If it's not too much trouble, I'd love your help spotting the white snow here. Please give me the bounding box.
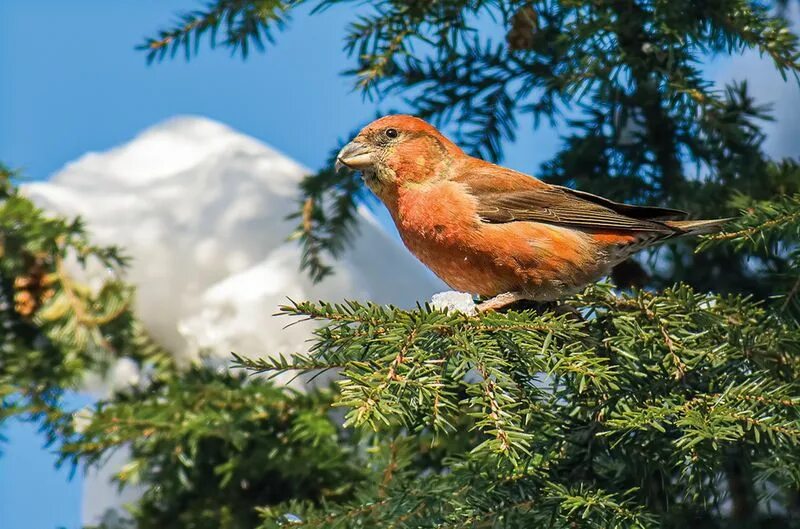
[430,291,477,315]
[23,115,445,525]
[71,407,94,435]
[107,357,142,393]
[24,116,444,369]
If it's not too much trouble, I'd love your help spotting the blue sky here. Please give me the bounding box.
[0,0,563,183]
[0,2,797,528]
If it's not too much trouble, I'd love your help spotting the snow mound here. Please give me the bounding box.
[24,115,444,368]
[430,291,477,315]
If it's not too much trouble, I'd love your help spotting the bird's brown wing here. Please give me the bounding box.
[470,184,688,233]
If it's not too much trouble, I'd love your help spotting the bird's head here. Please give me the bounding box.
[336,115,463,197]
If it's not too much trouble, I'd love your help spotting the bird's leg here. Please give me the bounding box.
[476,292,531,312]
[476,293,584,320]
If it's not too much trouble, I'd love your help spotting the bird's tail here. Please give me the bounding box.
[664,218,732,236]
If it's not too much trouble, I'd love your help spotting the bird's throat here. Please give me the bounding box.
[361,165,397,199]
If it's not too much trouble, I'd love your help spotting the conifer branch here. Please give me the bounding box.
[139,0,301,62]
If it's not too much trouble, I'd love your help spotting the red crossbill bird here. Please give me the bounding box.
[336,115,728,311]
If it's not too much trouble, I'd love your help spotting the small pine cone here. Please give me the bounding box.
[13,255,54,317]
[14,275,34,289]
[41,288,56,303]
[14,290,36,317]
[506,5,538,51]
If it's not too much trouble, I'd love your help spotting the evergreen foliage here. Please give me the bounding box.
[62,370,367,529]
[0,165,172,448]
[236,281,800,528]
[2,1,800,528]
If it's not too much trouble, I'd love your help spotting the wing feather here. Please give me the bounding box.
[450,158,687,233]
[557,186,687,221]
[472,186,684,233]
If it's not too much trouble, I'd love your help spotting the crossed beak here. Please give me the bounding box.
[335,141,374,172]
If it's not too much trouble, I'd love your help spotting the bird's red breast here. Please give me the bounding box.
[384,179,604,299]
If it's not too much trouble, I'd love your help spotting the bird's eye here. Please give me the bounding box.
[385,128,398,139]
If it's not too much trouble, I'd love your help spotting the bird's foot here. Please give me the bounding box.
[476,293,583,320]
[476,292,530,312]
